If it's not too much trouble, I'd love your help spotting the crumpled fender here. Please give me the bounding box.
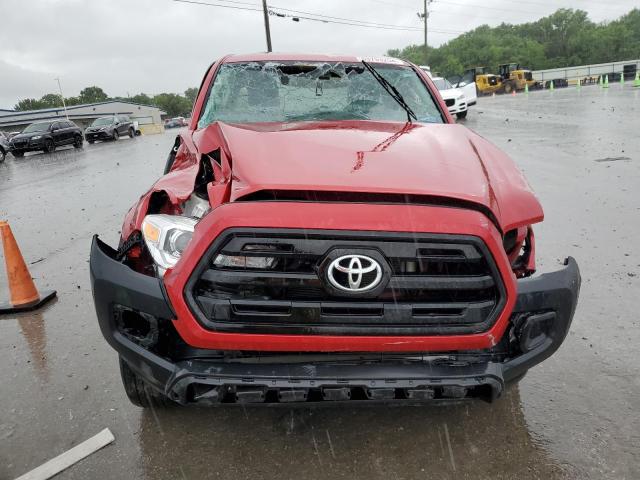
[120,165,199,243]
[120,125,234,243]
[466,132,544,232]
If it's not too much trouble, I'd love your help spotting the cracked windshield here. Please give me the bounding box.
[198,62,443,126]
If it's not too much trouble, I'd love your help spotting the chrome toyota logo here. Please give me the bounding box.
[326,254,383,293]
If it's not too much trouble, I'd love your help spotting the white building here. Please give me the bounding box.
[0,100,166,134]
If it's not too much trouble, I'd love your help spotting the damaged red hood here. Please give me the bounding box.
[196,121,543,232]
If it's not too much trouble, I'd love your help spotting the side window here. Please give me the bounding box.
[120,115,130,122]
[51,122,61,131]
[63,121,73,128]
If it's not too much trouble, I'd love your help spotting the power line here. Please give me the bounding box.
[270,8,463,34]
[270,10,422,31]
[173,0,261,12]
[174,0,464,33]
[268,5,422,31]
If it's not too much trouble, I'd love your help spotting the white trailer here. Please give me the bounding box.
[532,59,640,85]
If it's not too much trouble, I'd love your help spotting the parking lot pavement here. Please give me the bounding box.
[1,85,639,480]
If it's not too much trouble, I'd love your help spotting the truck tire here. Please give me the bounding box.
[119,357,174,408]
[73,135,83,148]
[13,150,24,157]
[128,127,135,138]
[456,111,468,119]
[112,130,119,141]
[0,148,5,162]
[503,81,514,94]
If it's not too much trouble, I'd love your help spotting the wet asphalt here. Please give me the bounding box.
[1,84,639,479]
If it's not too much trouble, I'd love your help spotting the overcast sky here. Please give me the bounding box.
[0,0,636,109]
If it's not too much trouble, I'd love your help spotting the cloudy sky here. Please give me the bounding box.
[0,0,636,109]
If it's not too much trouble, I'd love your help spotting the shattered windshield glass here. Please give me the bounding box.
[198,62,444,127]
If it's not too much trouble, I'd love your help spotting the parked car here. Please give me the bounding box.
[0,132,10,162]
[91,53,580,408]
[421,66,477,107]
[432,76,469,119]
[164,117,187,128]
[85,115,135,143]
[10,120,83,156]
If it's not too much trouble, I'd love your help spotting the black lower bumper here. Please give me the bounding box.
[90,236,580,405]
[85,132,112,140]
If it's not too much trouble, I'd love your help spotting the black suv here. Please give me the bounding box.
[10,120,84,157]
[85,115,135,143]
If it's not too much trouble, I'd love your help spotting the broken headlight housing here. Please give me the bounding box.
[141,214,197,275]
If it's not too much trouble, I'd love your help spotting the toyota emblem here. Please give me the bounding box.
[326,254,383,293]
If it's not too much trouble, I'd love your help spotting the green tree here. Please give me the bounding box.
[78,86,108,104]
[184,87,198,105]
[152,93,192,117]
[387,8,640,79]
[14,98,45,111]
[130,93,153,105]
[39,93,63,108]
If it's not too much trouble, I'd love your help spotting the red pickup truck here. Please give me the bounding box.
[90,53,580,407]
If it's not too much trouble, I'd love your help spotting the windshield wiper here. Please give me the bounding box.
[361,60,417,123]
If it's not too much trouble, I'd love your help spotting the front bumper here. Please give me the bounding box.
[85,130,113,140]
[10,138,43,151]
[90,236,580,404]
[448,100,467,114]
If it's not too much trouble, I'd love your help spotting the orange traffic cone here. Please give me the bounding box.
[0,221,56,314]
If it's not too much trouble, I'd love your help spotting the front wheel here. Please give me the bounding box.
[12,150,24,158]
[87,139,95,144]
[112,130,119,141]
[128,128,135,138]
[43,139,55,153]
[73,135,83,148]
[119,357,174,408]
[456,110,468,119]
[0,148,5,162]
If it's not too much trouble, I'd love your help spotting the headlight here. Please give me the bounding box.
[141,214,197,274]
[32,135,42,140]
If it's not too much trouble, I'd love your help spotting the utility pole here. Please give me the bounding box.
[262,0,272,52]
[418,0,432,54]
[424,0,428,50]
[54,77,69,120]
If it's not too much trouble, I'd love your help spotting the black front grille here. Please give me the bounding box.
[445,99,455,107]
[186,229,506,336]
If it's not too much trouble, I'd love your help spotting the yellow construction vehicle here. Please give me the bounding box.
[475,73,503,95]
[459,67,503,96]
[498,63,540,93]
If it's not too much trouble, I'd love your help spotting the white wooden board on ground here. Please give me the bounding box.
[14,428,115,480]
